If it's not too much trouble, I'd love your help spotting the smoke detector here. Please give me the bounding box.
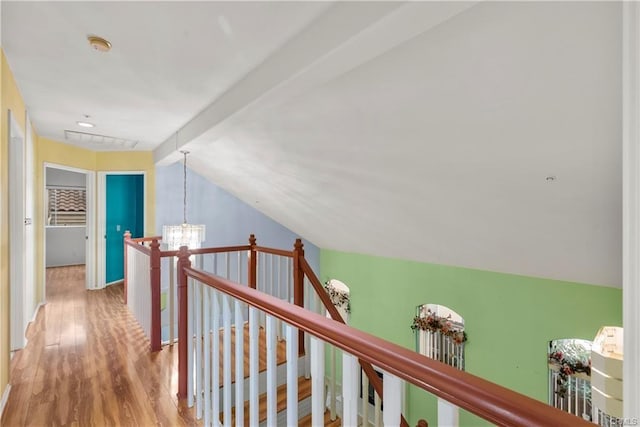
[87,35,112,52]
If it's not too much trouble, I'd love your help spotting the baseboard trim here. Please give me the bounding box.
[0,384,12,419]
[30,302,44,324]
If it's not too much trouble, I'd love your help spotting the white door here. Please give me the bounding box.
[8,110,26,351]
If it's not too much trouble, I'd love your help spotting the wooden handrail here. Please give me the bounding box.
[124,238,152,256]
[254,246,294,258]
[160,244,251,258]
[131,235,162,243]
[300,257,409,427]
[181,265,592,427]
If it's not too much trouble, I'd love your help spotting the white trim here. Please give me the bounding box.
[29,302,44,325]
[623,1,640,420]
[97,171,146,289]
[24,112,36,338]
[43,163,95,292]
[8,110,26,351]
[0,385,12,419]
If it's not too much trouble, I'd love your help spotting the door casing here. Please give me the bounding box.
[97,171,146,288]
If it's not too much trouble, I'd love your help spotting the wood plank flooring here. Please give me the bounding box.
[1,266,339,426]
[2,266,198,427]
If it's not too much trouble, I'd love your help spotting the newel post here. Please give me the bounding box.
[123,231,131,304]
[177,246,191,399]
[293,238,305,355]
[150,238,162,352]
[248,234,257,289]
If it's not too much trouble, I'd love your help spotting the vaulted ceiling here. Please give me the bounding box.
[2,1,622,287]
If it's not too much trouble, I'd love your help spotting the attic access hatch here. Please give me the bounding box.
[64,129,138,149]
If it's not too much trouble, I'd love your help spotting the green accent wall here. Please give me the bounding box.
[320,249,622,426]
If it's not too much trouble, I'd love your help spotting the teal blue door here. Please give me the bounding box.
[106,174,144,284]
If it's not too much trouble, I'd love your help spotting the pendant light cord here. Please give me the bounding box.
[181,150,189,224]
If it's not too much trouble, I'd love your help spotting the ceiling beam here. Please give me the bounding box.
[153,1,403,165]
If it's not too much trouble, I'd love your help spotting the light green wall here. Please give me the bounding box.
[320,249,622,426]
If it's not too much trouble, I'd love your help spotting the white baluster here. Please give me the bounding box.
[203,286,211,426]
[187,276,194,407]
[249,307,259,427]
[266,315,277,425]
[383,370,402,427]
[276,257,282,341]
[342,352,359,427]
[195,281,203,418]
[286,258,291,304]
[304,280,311,379]
[437,399,459,427]
[330,346,337,420]
[234,300,244,427]
[212,290,221,426]
[285,323,298,426]
[169,258,175,344]
[222,294,232,426]
[237,252,241,284]
[310,337,325,427]
[225,253,230,280]
[362,371,369,426]
[374,392,382,427]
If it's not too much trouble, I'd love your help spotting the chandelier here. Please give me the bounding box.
[161,151,206,250]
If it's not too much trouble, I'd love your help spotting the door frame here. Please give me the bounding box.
[24,113,36,328]
[8,110,26,351]
[43,163,96,293]
[97,171,146,288]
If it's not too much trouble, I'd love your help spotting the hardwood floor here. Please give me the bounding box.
[1,266,198,426]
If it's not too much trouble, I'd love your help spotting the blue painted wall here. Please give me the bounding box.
[155,163,320,273]
[106,174,144,283]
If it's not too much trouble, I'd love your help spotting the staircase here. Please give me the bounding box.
[206,323,341,426]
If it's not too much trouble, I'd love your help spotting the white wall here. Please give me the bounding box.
[45,167,86,267]
[46,227,85,267]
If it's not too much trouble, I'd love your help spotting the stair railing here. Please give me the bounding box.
[176,246,593,427]
[125,234,315,352]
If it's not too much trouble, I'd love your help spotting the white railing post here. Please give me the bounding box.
[342,352,359,427]
[187,276,194,407]
[169,258,175,344]
[330,346,337,420]
[438,399,460,427]
[286,323,298,426]
[310,337,325,427]
[362,372,369,426]
[374,393,382,427]
[195,281,203,419]
[383,370,403,427]
[222,294,232,426]
[212,290,221,426]
[234,300,244,427]
[266,315,278,425]
[249,307,259,426]
[203,286,211,426]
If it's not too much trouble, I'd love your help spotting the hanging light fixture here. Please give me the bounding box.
[162,151,206,250]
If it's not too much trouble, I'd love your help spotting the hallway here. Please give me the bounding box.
[1,266,197,426]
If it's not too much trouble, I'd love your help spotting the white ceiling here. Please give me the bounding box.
[2,1,329,149]
[2,1,623,286]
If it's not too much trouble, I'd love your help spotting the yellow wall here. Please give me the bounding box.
[95,151,156,235]
[1,49,28,400]
[2,49,156,401]
[35,140,156,303]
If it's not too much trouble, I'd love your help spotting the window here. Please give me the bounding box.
[548,338,592,420]
[47,188,86,226]
[414,304,466,370]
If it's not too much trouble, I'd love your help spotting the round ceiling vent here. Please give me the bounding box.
[87,35,112,52]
